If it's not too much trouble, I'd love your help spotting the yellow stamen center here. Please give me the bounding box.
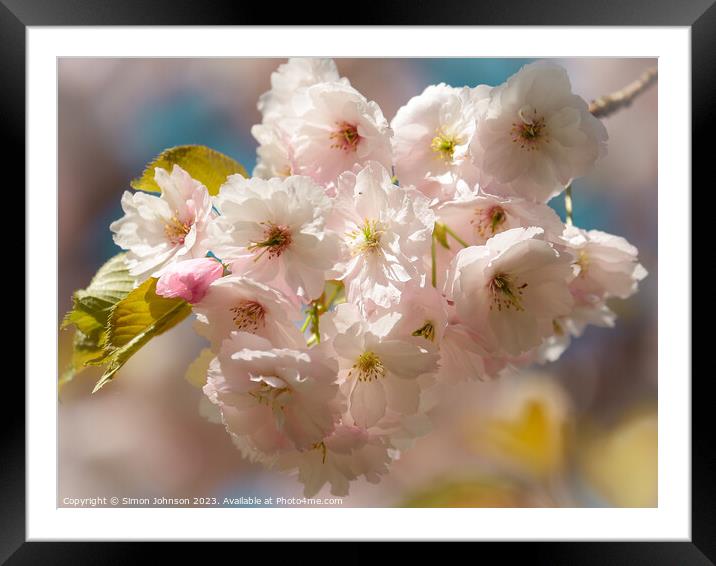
[576,250,589,276]
[412,321,436,342]
[164,215,191,245]
[350,351,386,382]
[431,129,462,161]
[347,219,384,255]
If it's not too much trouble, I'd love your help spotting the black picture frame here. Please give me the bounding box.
[7,0,704,561]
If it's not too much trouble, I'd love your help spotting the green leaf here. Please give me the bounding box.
[60,254,136,388]
[130,145,247,196]
[433,222,450,250]
[62,253,135,336]
[89,278,192,393]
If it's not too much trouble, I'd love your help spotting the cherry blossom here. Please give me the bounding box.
[290,82,393,186]
[257,58,345,125]
[472,62,608,203]
[79,59,652,497]
[193,275,304,350]
[155,257,224,303]
[331,303,439,429]
[110,165,213,281]
[204,332,344,455]
[276,425,392,497]
[330,162,435,310]
[562,225,648,301]
[208,174,341,301]
[391,83,489,199]
[445,227,574,356]
[436,188,565,247]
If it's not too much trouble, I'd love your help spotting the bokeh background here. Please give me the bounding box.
[58,58,657,508]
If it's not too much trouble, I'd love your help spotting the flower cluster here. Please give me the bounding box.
[110,59,646,496]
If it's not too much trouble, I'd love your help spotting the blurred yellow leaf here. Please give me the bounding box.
[402,479,528,508]
[579,409,657,507]
[478,398,567,479]
[185,348,215,389]
[131,145,247,196]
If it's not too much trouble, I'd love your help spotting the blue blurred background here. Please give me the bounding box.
[58,58,657,508]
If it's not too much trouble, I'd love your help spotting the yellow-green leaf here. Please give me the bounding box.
[62,253,135,336]
[130,145,247,196]
[60,253,136,388]
[90,278,192,393]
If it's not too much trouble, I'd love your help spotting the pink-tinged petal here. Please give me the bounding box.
[349,380,386,429]
[156,257,224,303]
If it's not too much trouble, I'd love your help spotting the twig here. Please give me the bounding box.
[565,67,658,224]
[589,67,657,119]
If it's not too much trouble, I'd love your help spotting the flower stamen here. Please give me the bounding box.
[248,222,292,261]
[471,206,508,238]
[349,351,386,382]
[164,215,191,245]
[347,219,384,255]
[312,441,327,464]
[230,300,266,333]
[412,321,436,342]
[575,250,589,276]
[511,106,548,150]
[431,128,462,161]
[488,273,528,312]
[330,121,361,152]
[249,381,290,410]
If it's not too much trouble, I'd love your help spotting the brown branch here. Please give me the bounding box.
[589,67,657,118]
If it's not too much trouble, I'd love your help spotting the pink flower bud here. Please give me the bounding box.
[156,258,224,303]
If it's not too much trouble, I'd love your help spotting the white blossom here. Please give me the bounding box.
[290,82,393,185]
[391,83,489,199]
[437,188,565,247]
[562,225,648,301]
[276,425,392,497]
[331,304,439,429]
[472,62,608,203]
[330,162,435,310]
[193,275,304,350]
[208,174,340,301]
[91,59,654,498]
[204,332,344,456]
[445,227,574,356]
[110,165,213,281]
[257,58,345,125]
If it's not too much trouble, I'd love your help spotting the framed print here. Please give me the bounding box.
[7,0,706,560]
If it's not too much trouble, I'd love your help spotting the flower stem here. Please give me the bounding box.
[309,302,321,344]
[323,283,342,312]
[300,313,312,333]
[431,235,437,288]
[564,184,574,226]
[444,225,469,248]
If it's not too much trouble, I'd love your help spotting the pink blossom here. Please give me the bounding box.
[155,257,224,303]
